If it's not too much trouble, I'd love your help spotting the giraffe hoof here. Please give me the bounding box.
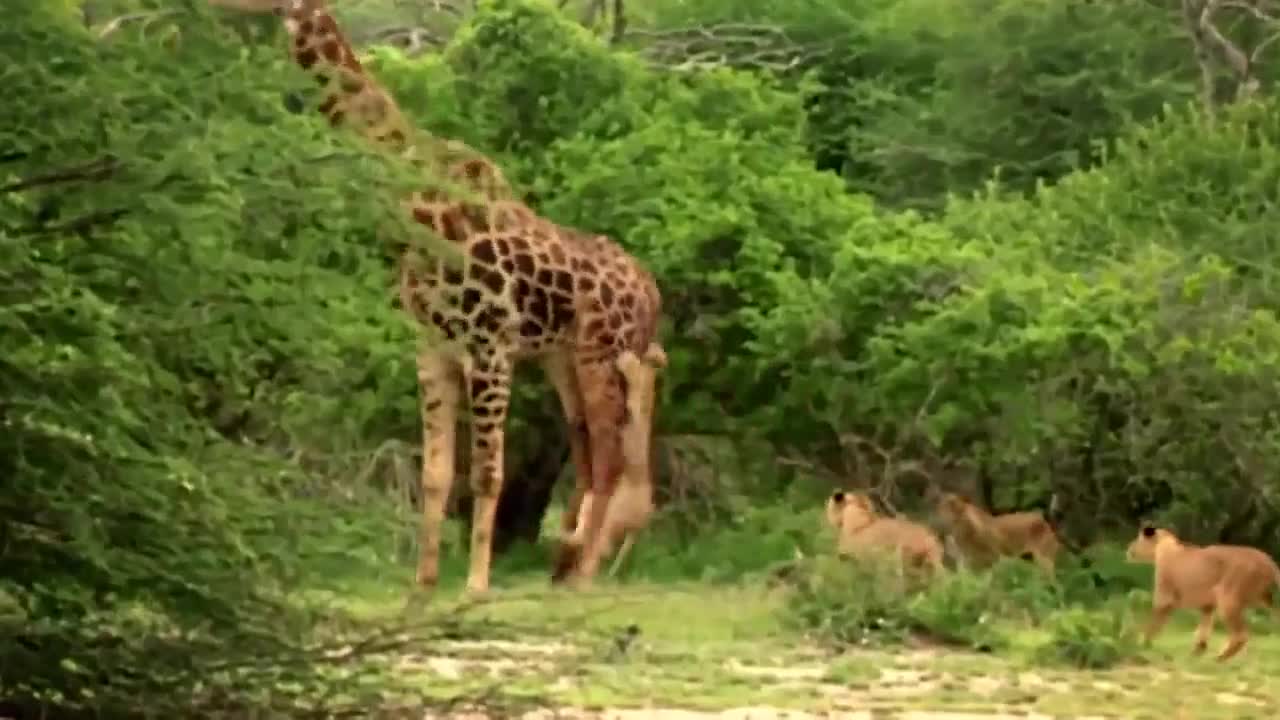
[551,539,582,584]
[1191,642,1207,656]
[567,573,593,592]
[415,568,440,590]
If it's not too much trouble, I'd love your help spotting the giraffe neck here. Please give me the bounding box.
[270,0,513,203]
[273,0,410,147]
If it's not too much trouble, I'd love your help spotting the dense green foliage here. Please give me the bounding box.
[6,0,1280,714]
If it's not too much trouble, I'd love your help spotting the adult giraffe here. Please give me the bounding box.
[207,0,663,594]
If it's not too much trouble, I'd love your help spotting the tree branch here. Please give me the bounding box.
[610,0,626,45]
[1181,0,1277,110]
[366,25,446,55]
[96,10,183,38]
[628,23,832,72]
[0,157,119,194]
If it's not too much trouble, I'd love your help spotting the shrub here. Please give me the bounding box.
[1033,605,1140,670]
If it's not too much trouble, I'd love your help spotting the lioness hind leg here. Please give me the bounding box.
[608,532,637,577]
[1216,602,1248,662]
[1028,523,1058,574]
[1192,606,1214,655]
[596,344,662,581]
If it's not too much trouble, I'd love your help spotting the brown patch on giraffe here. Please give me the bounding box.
[472,266,505,295]
[321,40,343,63]
[297,47,319,69]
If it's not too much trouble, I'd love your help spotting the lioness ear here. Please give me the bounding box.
[831,491,846,504]
[1141,525,1156,538]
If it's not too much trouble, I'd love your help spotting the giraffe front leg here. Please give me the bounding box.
[416,352,462,591]
[463,352,513,595]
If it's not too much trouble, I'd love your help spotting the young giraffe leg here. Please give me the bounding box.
[541,353,594,584]
[415,352,462,590]
[462,351,514,595]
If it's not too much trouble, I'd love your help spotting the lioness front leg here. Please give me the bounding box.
[1142,602,1174,646]
[1192,606,1214,655]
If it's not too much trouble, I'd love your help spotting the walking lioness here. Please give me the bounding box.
[934,491,1061,573]
[825,491,945,577]
[1126,524,1280,661]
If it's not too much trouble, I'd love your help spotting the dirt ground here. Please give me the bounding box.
[330,582,1279,720]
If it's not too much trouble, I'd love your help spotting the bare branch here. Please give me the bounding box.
[1182,0,1276,109]
[610,0,627,46]
[628,23,833,73]
[1220,0,1280,22]
[1201,0,1254,89]
[366,25,447,55]
[579,0,605,26]
[205,0,280,12]
[1252,30,1280,64]
[1183,0,1225,112]
[96,10,184,38]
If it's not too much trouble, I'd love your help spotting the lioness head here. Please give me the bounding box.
[825,490,877,532]
[934,491,969,524]
[1125,524,1169,563]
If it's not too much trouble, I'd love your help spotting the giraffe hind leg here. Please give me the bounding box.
[570,344,663,585]
[565,354,628,587]
[415,352,462,591]
[462,351,513,595]
[542,353,593,584]
[601,345,662,578]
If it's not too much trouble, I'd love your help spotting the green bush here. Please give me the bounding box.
[1,3,424,713]
[643,0,1199,207]
[1033,604,1140,670]
[785,556,1009,651]
[945,101,1280,275]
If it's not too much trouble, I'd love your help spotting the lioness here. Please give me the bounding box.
[599,343,667,576]
[1126,524,1280,661]
[554,343,667,582]
[934,491,1061,573]
[825,490,945,577]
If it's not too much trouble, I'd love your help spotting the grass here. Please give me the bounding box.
[293,514,1280,719]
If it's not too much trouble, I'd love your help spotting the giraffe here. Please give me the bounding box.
[207,0,664,593]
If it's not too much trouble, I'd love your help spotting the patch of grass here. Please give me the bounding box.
[281,507,1280,718]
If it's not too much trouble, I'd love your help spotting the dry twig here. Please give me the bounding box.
[1182,0,1280,111]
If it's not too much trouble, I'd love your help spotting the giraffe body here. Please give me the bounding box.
[213,0,664,593]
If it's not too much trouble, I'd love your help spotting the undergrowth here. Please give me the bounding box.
[781,542,1156,670]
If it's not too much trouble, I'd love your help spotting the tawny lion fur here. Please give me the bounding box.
[1126,525,1280,661]
[934,491,1061,573]
[555,343,666,580]
[825,491,945,576]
